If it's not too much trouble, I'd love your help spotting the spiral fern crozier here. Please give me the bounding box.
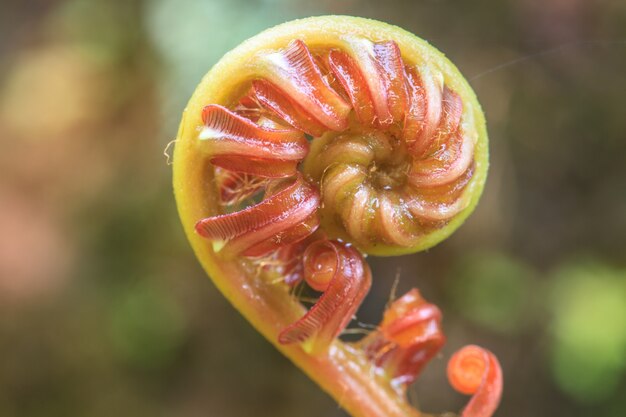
[173,16,501,417]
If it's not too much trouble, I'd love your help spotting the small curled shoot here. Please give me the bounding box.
[279,240,372,355]
[447,345,503,417]
[360,289,445,388]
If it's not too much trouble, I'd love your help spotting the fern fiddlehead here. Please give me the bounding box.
[173,16,501,417]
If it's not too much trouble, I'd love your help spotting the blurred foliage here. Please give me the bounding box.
[1,0,625,416]
[109,281,187,369]
[448,251,536,334]
[549,261,626,403]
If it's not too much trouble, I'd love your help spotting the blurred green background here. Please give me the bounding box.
[1,0,625,416]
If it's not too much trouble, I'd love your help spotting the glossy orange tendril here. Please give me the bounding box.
[448,345,503,417]
[179,17,499,417]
